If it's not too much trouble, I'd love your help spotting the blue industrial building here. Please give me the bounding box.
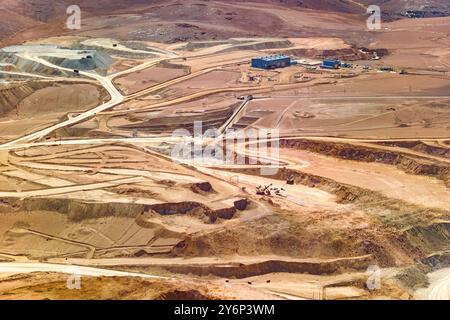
[251,55,291,69]
[321,59,341,69]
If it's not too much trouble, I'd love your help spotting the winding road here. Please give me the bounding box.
[0,54,126,148]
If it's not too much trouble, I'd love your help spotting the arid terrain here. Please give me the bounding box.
[0,0,449,300]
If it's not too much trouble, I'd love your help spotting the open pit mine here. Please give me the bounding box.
[0,0,449,302]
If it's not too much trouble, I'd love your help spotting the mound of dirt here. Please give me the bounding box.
[46,51,114,71]
[0,81,50,116]
[16,82,108,116]
[160,256,373,279]
[378,141,450,159]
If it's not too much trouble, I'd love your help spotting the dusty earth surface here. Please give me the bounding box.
[0,1,449,300]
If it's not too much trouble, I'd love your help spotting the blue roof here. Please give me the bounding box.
[253,55,290,62]
[323,59,341,64]
[321,64,337,69]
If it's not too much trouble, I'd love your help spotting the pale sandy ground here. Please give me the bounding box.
[198,166,338,210]
[232,272,369,300]
[281,148,450,210]
[370,17,450,70]
[415,268,450,300]
[217,1,363,31]
[115,66,187,94]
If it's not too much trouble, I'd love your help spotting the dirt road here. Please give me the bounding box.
[0,55,125,147]
[0,262,165,279]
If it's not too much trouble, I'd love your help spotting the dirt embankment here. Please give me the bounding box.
[0,81,109,117]
[155,256,373,279]
[0,196,249,223]
[377,141,450,159]
[0,52,70,76]
[0,197,144,221]
[115,105,237,134]
[158,60,191,74]
[149,198,249,223]
[280,139,450,186]
[425,251,450,270]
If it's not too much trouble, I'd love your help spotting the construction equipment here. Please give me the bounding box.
[286,175,295,185]
[256,184,273,196]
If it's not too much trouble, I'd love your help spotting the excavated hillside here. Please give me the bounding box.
[0,80,109,117]
[280,139,450,186]
[0,52,70,76]
[0,81,50,115]
[377,141,450,159]
[45,51,114,72]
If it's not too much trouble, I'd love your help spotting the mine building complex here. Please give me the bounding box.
[251,55,292,69]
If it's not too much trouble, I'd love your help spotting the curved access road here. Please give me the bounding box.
[0,54,125,148]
